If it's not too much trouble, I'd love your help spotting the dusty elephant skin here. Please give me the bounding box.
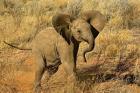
[32,19,98,92]
[32,18,99,93]
[52,10,106,64]
[31,28,76,93]
[4,10,106,93]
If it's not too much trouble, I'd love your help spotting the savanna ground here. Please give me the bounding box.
[0,0,140,93]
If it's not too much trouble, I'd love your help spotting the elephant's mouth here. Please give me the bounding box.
[81,37,88,43]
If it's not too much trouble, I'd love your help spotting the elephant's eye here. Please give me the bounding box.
[77,30,81,33]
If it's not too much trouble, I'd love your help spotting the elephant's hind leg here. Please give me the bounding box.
[47,59,61,75]
[33,53,46,93]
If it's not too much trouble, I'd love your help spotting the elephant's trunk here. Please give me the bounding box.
[82,36,95,62]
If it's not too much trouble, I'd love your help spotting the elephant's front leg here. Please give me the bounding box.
[57,39,77,93]
[57,40,76,76]
[33,53,45,93]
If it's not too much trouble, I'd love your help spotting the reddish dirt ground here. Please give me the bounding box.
[15,56,35,92]
[1,50,140,93]
[0,50,36,92]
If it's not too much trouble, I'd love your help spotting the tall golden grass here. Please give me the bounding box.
[0,0,140,93]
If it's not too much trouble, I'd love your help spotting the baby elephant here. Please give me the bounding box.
[32,27,76,93]
[33,17,99,93]
[4,10,106,93]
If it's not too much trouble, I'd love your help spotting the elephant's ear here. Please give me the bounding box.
[52,13,72,44]
[80,10,107,38]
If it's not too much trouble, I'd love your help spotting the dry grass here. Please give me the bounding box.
[0,0,140,93]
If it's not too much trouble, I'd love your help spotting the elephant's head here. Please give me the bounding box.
[52,10,106,62]
[79,10,107,61]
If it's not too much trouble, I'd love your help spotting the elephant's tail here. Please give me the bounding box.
[3,41,32,50]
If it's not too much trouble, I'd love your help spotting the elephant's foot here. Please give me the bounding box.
[67,74,76,86]
[66,75,76,93]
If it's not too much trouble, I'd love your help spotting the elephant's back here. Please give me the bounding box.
[36,27,58,38]
[33,27,58,42]
[32,27,59,52]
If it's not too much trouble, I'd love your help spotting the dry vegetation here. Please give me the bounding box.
[0,0,140,93]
